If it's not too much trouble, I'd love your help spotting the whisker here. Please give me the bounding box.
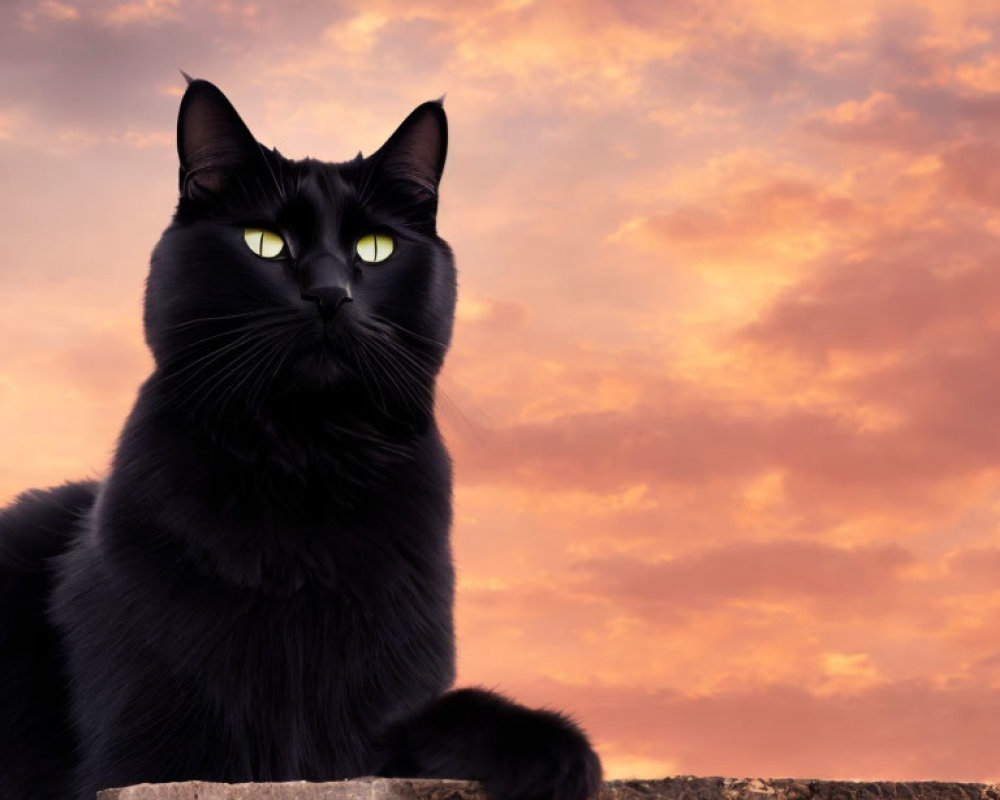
[190,337,275,417]
[361,319,475,433]
[256,143,288,204]
[358,335,431,419]
[198,327,295,421]
[367,314,449,349]
[159,330,264,405]
[247,326,305,415]
[159,322,283,391]
[351,334,390,416]
[165,307,298,332]
[163,316,301,368]
[205,333,286,422]
[369,331,437,378]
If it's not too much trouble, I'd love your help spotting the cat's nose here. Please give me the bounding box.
[303,286,353,317]
[298,253,353,317]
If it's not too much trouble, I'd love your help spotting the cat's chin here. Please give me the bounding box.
[279,341,358,395]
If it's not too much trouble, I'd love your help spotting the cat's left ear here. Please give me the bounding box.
[176,78,264,199]
[369,100,448,197]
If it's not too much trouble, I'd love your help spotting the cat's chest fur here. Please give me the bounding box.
[50,383,455,783]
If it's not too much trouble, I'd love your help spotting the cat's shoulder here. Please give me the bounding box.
[0,479,100,569]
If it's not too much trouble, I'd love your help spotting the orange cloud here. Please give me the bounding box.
[570,541,916,619]
[101,0,180,26]
[940,141,1000,207]
[802,92,933,150]
[7,0,1000,784]
[617,176,861,261]
[509,677,1000,781]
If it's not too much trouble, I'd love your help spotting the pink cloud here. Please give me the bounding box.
[101,0,180,26]
[504,677,1000,781]
[570,541,916,619]
[7,0,1000,785]
[737,225,1000,362]
[624,177,861,259]
[802,91,935,150]
[940,140,1000,207]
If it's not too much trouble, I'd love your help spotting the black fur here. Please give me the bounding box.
[0,79,602,800]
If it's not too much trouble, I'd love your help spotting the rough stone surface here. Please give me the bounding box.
[96,777,1000,800]
[97,778,487,800]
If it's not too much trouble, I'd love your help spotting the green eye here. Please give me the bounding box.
[244,228,286,258]
[356,233,394,263]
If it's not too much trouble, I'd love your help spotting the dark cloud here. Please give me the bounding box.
[0,0,352,133]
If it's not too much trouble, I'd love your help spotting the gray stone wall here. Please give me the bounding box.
[97,776,1000,800]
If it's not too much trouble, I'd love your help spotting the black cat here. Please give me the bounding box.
[0,78,602,800]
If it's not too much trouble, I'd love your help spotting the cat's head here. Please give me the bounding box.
[145,77,455,431]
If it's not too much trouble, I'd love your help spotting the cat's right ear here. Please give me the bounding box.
[368,100,448,199]
[176,78,262,200]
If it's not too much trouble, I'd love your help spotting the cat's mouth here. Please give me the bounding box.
[277,316,360,386]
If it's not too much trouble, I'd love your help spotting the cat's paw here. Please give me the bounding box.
[477,700,603,800]
[378,687,603,800]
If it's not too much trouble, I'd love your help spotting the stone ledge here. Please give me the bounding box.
[96,776,1000,800]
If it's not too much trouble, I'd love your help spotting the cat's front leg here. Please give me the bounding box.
[376,687,603,800]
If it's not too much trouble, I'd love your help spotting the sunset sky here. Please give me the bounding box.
[6,0,1000,783]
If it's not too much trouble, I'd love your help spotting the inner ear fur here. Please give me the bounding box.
[176,78,264,199]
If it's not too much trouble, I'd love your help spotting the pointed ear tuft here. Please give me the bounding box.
[370,100,448,196]
[176,79,262,199]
